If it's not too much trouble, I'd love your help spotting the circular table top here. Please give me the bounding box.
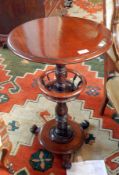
[7,16,112,65]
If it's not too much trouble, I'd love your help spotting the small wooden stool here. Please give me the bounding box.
[0,117,14,174]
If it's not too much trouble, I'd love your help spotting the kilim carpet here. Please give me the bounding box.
[0,1,119,175]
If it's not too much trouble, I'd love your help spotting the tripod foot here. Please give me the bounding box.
[62,154,72,169]
[30,125,40,134]
[80,120,90,130]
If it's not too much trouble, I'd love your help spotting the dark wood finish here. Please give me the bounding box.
[7,16,112,168]
[0,0,67,46]
[38,68,86,102]
[0,0,44,35]
[38,63,87,147]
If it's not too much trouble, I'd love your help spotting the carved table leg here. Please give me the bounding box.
[50,102,73,143]
[50,65,73,143]
[100,95,109,115]
[38,64,86,169]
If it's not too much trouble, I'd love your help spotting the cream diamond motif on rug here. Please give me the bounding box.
[0,95,119,174]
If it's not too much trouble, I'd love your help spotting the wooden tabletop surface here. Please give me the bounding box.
[7,16,112,65]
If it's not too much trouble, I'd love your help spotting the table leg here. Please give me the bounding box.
[50,102,73,143]
[39,64,85,169]
[50,65,73,143]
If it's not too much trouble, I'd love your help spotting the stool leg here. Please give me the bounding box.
[100,95,109,115]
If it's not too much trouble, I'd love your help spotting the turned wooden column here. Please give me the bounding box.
[50,65,73,143]
[55,65,67,91]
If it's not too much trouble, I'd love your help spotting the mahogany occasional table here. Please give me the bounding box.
[7,16,112,168]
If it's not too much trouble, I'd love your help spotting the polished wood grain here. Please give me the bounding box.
[0,0,66,35]
[37,68,86,102]
[8,16,112,65]
[0,0,45,35]
[0,0,67,46]
[7,16,112,169]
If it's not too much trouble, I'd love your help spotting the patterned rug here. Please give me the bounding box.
[0,1,119,175]
[68,0,103,22]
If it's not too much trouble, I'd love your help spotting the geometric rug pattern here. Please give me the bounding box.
[0,62,119,175]
[0,0,119,175]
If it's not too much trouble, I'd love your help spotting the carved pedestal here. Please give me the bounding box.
[38,64,86,168]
